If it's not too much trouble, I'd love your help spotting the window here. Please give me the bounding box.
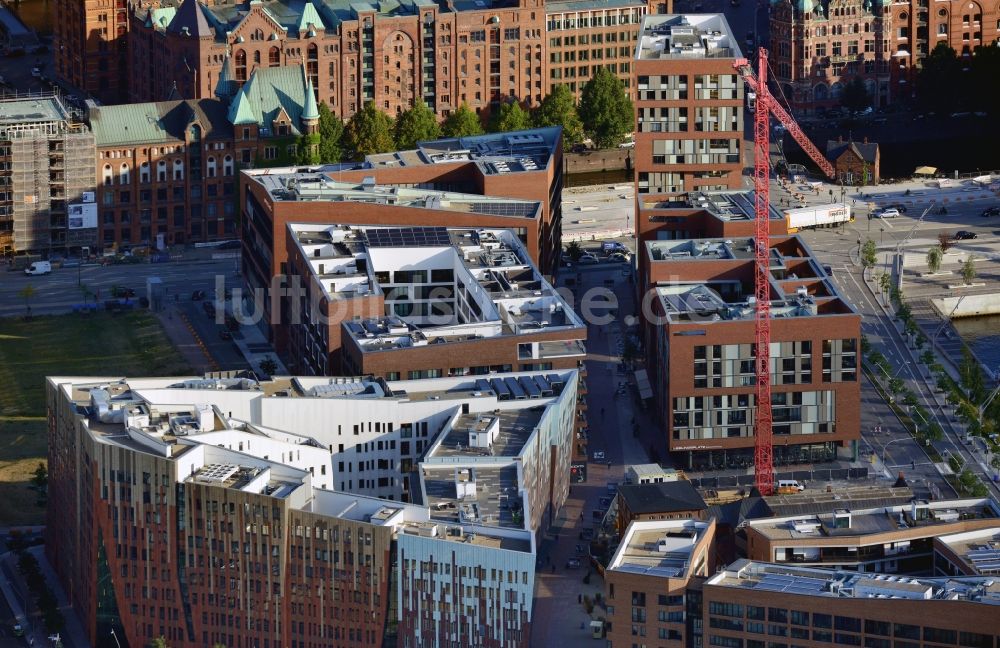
[235,50,247,81]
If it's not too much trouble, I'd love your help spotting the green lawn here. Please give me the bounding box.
[0,311,191,525]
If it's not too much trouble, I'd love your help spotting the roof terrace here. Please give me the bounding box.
[609,519,713,579]
[637,14,741,60]
[432,408,545,460]
[422,465,523,530]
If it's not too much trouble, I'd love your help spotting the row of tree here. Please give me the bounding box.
[300,67,634,164]
[917,42,1000,115]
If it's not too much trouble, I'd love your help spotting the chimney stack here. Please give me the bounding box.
[863,136,869,144]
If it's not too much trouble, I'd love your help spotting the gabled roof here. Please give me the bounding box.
[826,139,878,164]
[226,65,312,133]
[167,0,213,36]
[618,480,707,515]
[88,99,233,147]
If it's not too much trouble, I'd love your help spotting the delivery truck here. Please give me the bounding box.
[784,203,852,232]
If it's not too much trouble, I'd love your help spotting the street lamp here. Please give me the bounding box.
[110,629,122,648]
[880,436,912,465]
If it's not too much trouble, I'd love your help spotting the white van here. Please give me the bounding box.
[24,261,51,275]
[776,479,805,492]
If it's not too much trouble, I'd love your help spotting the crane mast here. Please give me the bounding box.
[732,49,836,496]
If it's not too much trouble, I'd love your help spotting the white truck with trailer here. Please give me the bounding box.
[784,203,852,232]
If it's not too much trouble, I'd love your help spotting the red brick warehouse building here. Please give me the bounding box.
[57,0,668,118]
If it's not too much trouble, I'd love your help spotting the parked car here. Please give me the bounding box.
[618,140,635,149]
[110,285,135,298]
[578,253,600,264]
[878,207,900,218]
[607,252,630,263]
[30,67,42,78]
[592,451,605,460]
[570,143,588,154]
[565,559,582,569]
[24,260,51,275]
[981,206,1000,217]
[203,301,217,317]
[954,230,978,240]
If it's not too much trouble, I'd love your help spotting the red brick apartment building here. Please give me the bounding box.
[604,518,716,647]
[632,14,746,208]
[59,0,665,117]
[701,561,1000,648]
[87,65,320,249]
[769,0,1000,113]
[770,0,891,114]
[240,127,565,340]
[638,232,860,469]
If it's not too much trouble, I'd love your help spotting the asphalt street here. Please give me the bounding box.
[0,256,241,318]
[797,189,1000,498]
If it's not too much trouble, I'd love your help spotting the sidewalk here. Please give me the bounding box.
[27,545,89,648]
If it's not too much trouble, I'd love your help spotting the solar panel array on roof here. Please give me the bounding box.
[470,202,538,218]
[967,548,1000,572]
[755,572,829,596]
[364,227,451,248]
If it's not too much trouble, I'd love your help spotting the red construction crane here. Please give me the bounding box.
[732,48,836,496]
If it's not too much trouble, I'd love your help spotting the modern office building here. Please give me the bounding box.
[632,14,745,211]
[0,95,96,255]
[745,497,1000,573]
[604,518,716,648]
[769,0,891,114]
[59,0,660,115]
[283,221,587,378]
[241,127,565,340]
[88,65,320,249]
[47,369,578,648]
[702,560,1000,648]
[639,233,861,468]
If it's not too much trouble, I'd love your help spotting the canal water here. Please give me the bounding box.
[5,0,51,35]
[951,314,1000,376]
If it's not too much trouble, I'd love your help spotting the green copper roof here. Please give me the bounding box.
[302,77,319,121]
[89,99,233,147]
[226,65,313,132]
[148,6,176,29]
[215,54,238,99]
[297,1,325,32]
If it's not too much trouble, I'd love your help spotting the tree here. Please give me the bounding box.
[925,421,944,442]
[925,245,943,274]
[317,102,344,163]
[259,356,278,376]
[534,85,584,148]
[840,77,870,112]
[490,99,532,133]
[578,67,634,149]
[937,232,953,252]
[959,348,985,401]
[878,272,891,295]
[17,284,34,318]
[149,638,170,648]
[31,462,47,490]
[888,376,905,394]
[442,102,484,138]
[916,43,962,113]
[394,99,441,150]
[861,238,877,271]
[565,240,583,262]
[961,255,977,285]
[345,102,395,160]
